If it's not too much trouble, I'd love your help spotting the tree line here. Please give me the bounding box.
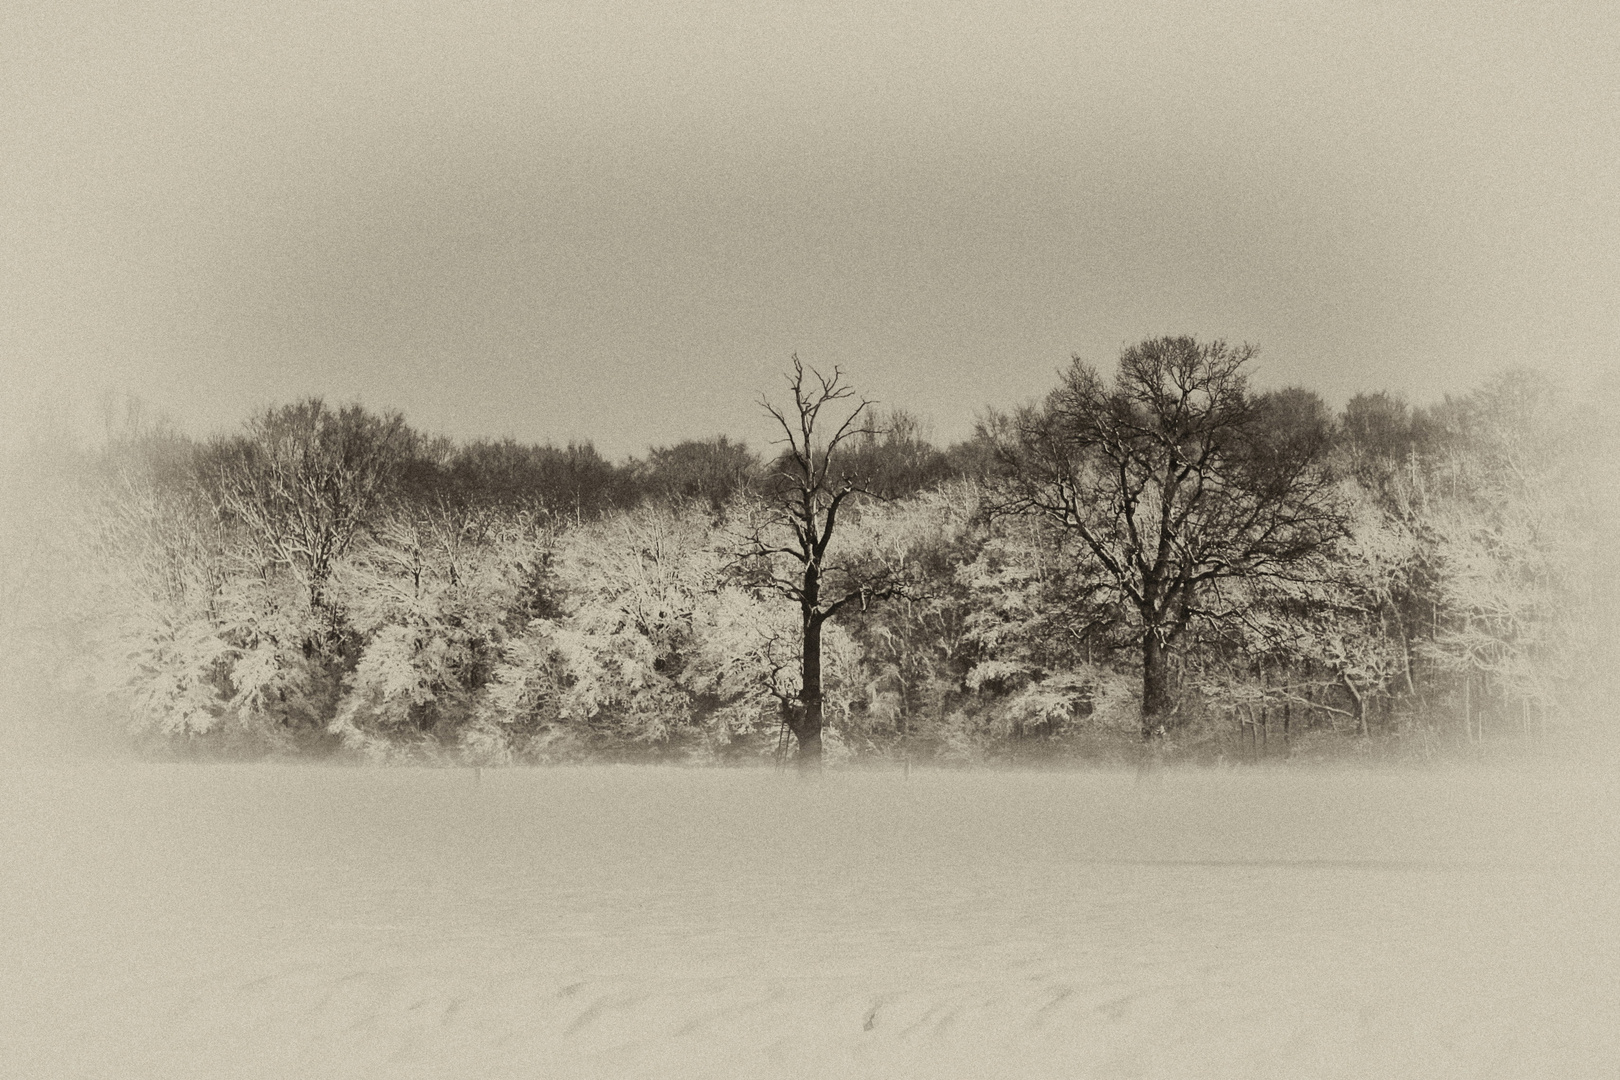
[21,337,1608,765]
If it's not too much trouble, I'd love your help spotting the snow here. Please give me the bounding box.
[2,762,1617,1079]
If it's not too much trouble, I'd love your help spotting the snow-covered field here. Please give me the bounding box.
[2,761,1617,1079]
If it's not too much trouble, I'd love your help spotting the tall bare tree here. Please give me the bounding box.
[739,358,907,766]
[994,337,1345,738]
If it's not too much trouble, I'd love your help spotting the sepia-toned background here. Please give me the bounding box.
[4,0,1617,455]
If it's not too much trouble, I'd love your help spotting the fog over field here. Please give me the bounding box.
[3,763,1617,1079]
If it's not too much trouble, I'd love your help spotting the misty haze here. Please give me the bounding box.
[3,2,1619,1078]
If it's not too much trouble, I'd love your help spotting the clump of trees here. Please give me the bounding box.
[19,338,1609,765]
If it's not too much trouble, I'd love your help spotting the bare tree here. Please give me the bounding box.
[204,399,418,630]
[738,357,907,766]
[993,337,1346,739]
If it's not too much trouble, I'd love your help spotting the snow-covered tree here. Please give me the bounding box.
[991,339,1348,738]
[1419,372,1589,734]
[473,503,809,760]
[328,505,547,758]
[202,399,419,629]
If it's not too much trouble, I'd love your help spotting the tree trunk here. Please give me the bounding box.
[1141,630,1171,739]
[1340,673,1367,737]
[798,616,825,769]
[1464,673,1472,745]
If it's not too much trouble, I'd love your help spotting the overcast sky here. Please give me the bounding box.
[4,0,1617,458]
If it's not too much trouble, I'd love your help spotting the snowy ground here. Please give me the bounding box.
[2,761,1617,1079]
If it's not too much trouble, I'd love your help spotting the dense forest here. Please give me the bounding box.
[3,338,1614,765]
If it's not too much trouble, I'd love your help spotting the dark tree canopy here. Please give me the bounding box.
[442,438,635,519]
[996,337,1346,736]
[636,436,760,512]
[831,408,953,500]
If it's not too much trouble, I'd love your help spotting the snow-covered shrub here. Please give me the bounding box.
[329,509,543,752]
[470,504,791,757]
